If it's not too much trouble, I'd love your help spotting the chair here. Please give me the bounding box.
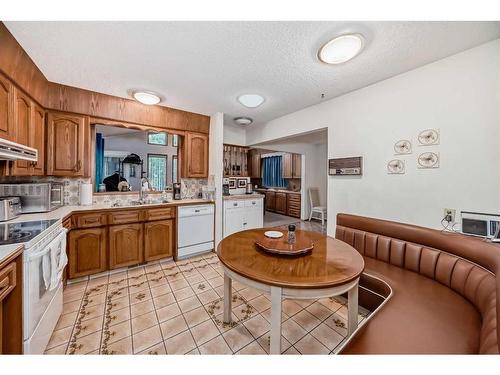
[308,187,327,226]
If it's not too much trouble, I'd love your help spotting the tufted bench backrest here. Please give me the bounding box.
[336,213,500,354]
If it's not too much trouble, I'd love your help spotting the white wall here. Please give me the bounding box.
[223,123,246,145]
[209,112,225,248]
[246,39,500,235]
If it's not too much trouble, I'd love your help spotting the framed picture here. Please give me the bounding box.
[394,140,412,155]
[228,179,236,189]
[237,179,247,188]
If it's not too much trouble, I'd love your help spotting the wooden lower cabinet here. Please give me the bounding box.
[144,220,174,261]
[265,191,275,211]
[109,223,144,269]
[0,248,23,354]
[68,228,107,279]
[275,192,287,214]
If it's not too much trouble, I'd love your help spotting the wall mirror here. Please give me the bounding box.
[93,124,181,193]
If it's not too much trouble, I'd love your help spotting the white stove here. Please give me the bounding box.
[0,219,68,354]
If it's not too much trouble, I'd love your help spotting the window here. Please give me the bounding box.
[148,132,168,145]
[172,155,178,183]
[147,154,167,191]
[172,134,179,147]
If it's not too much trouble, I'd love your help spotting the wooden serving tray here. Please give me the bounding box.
[255,231,314,256]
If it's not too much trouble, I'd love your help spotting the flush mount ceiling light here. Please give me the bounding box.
[132,91,161,105]
[318,33,364,64]
[237,94,265,108]
[233,117,253,126]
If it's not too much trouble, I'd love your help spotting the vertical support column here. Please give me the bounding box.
[270,286,282,354]
[223,273,232,323]
[347,279,359,336]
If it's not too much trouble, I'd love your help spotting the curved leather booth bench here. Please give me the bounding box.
[335,214,500,354]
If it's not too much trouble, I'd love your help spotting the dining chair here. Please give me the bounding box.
[308,187,327,226]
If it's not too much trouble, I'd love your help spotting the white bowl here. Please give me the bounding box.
[264,231,283,239]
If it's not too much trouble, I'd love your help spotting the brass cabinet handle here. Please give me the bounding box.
[74,160,82,172]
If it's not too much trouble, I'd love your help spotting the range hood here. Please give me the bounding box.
[0,138,37,162]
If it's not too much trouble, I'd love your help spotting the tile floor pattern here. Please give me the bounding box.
[46,253,369,355]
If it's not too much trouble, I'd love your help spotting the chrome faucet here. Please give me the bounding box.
[139,177,151,203]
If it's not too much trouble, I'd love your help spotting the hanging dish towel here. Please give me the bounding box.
[41,252,52,290]
[49,230,68,291]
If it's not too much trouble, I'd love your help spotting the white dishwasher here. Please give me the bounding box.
[177,204,215,259]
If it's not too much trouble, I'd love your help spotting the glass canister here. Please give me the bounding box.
[287,224,296,244]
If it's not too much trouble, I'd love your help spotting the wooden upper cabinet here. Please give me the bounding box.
[144,219,174,261]
[249,152,261,178]
[68,228,107,279]
[292,154,301,178]
[109,223,144,269]
[282,153,293,178]
[183,132,208,178]
[46,111,87,176]
[11,89,33,175]
[0,74,14,141]
[282,153,301,179]
[31,105,45,175]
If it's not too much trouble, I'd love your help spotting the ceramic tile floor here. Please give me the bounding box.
[46,252,369,355]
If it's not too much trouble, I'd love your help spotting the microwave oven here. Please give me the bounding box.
[461,211,500,242]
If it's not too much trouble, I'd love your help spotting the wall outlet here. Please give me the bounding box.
[443,208,456,223]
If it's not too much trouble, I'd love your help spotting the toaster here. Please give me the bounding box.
[0,197,22,222]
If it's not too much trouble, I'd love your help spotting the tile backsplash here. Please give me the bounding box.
[0,176,208,206]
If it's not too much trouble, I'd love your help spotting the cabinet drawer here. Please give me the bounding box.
[108,210,142,225]
[287,194,301,202]
[244,199,263,208]
[73,212,107,228]
[225,200,244,209]
[145,207,175,221]
[62,216,72,230]
[287,208,301,218]
[0,262,16,302]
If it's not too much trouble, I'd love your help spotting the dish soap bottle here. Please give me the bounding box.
[287,224,296,244]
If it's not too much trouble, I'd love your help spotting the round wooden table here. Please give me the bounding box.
[217,228,365,354]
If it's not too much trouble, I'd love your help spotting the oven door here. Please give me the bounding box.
[23,231,66,340]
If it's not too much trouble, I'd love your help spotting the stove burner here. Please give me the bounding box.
[10,231,32,240]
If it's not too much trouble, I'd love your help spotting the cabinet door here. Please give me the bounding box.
[30,105,45,175]
[11,89,32,175]
[68,228,107,279]
[144,220,174,261]
[275,193,287,214]
[265,191,275,211]
[184,132,208,178]
[292,154,302,178]
[46,112,86,176]
[249,153,261,178]
[223,207,244,237]
[109,223,144,269]
[244,200,264,230]
[0,74,14,141]
[282,153,293,178]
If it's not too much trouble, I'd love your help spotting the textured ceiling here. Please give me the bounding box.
[5,21,500,127]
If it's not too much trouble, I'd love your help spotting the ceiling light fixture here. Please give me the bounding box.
[234,117,253,126]
[132,91,161,105]
[318,33,364,64]
[237,94,265,108]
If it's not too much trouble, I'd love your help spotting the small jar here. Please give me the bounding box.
[287,224,296,244]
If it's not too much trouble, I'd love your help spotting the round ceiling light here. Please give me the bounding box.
[318,34,364,64]
[237,94,265,108]
[233,117,253,126]
[132,91,161,105]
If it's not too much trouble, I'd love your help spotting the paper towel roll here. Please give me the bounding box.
[79,183,93,206]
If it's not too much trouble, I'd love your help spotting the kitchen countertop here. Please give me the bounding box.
[0,199,213,263]
[223,193,264,201]
[0,244,23,267]
[6,198,214,224]
[255,188,301,195]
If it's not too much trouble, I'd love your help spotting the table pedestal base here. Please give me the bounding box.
[222,266,360,354]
